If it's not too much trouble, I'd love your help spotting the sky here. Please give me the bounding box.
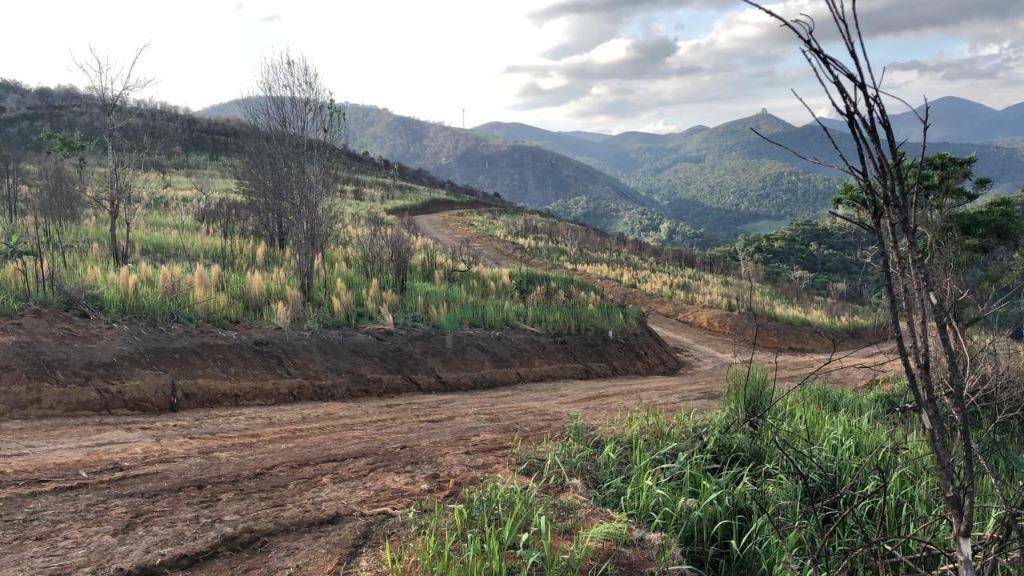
[3,0,1023,134]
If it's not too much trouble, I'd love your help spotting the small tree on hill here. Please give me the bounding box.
[73,44,153,266]
[235,51,344,298]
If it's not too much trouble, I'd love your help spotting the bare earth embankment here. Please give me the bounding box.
[0,211,895,575]
[0,309,678,419]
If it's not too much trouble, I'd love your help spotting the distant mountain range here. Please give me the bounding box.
[476,104,1024,240]
[200,99,676,239]
[816,96,1024,143]
[203,96,1024,246]
[10,78,1019,249]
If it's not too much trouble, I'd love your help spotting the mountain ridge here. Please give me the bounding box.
[198,95,1024,245]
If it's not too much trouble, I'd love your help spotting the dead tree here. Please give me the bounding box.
[73,44,153,266]
[0,145,24,224]
[356,218,413,294]
[33,152,86,275]
[743,2,1012,574]
[235,51,344,298]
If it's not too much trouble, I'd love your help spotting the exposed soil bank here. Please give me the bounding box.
[0,309,679,419]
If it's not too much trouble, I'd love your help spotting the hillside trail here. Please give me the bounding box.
[0,211,894,576]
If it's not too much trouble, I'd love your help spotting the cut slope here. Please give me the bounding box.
[0,309,679,419]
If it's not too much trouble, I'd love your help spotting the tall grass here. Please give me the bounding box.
[517,367,1023,574]
[0,172,641,335]
[467,211,885,331]
[391,367,1022,574]
[384,481,600,575]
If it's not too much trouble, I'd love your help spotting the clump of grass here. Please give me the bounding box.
[514,367,1022,575]
[384,480,596,575]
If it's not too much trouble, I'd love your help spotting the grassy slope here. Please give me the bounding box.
[0,169,640,335]
[466,210,883,331]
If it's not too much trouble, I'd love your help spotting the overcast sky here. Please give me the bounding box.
[3,0,1023,133]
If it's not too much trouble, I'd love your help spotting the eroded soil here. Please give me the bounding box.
[0,211,896,575]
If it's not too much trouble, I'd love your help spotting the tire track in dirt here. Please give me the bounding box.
[0,211,893,576]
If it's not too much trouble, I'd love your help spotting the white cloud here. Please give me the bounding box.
[506,0,1024,130]
[1,0,1022,133]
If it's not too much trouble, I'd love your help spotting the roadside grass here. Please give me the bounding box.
[384,367,1023,575]
[466,210,885,331]
[384,481,594,575]
[0,172,640,335]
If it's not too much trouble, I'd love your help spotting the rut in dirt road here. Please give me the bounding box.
[0,210,892,576]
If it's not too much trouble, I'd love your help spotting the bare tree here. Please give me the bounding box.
[235,51,344,298]
[33,151,86,273]
[73,44,154,266]
[742,2,1020,574]
[356,218,414,294]
[0,145,24,224]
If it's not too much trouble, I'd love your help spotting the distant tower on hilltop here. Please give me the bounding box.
[760,107,768,115]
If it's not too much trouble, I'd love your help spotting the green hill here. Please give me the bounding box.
[475,109,1024,243]
[200,99,667,237]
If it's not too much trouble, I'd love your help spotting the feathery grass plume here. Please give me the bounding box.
[90,242,102,262]
[244,269,265,307]
[209,264,222,289]
[285,286,303,323]
[271,266,287,287]
[272,300,291,329]
[331,279,353,318]
[192,264,209,301]
[433,269,444,286]
[127,274,139,296]
[157,265,174,296]
[118,266,131,292]
[83,266,99,288]
[138,261,153,282]
[255,240,267,268]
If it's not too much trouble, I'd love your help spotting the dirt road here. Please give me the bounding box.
[0,212,893,576]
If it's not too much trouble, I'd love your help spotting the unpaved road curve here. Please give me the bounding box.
[0,212,892,576]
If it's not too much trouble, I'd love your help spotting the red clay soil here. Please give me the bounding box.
[0,308,678,419]
[419,210,891,353]
[0,308,892,576]
[0,210,897,575]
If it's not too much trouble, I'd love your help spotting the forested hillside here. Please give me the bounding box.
[477,109,1024,242]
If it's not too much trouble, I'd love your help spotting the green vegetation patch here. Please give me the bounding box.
[467,210,884,331]
[514,368,1023,575]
